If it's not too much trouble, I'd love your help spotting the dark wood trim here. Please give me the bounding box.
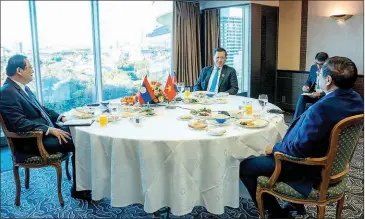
[278,69,364,78]
[277,69,309,74]
[299,0,308,70]
[201,3,279,11]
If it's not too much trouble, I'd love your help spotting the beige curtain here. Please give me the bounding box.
[173,1,202,87]
[204,9,220,67]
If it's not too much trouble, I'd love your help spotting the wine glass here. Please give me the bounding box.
[258,94,268,114]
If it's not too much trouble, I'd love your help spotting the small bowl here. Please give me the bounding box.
[206,92,215,98]
[214,114,230,124]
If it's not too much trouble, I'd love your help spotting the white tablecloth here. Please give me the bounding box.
[69,95,288,216]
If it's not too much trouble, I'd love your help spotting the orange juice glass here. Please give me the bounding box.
[245,104,253,116]
[184,90,191,98]
[99,115,108,127]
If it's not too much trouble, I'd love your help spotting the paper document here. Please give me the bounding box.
[62,119,94,126]
[301,93,313,96]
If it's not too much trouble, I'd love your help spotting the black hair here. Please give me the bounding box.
[213,47,227,57]
[315,52,329,63]
[321,56,358,89]
[6,54,27,77]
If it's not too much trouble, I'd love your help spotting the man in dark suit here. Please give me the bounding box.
[293,52,329,120]
[0,55,91,200]
[193,47,239,95]
[240,56,363,218]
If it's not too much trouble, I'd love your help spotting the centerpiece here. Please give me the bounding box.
[149,81,167,104]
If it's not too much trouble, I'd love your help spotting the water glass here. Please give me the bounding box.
[258,94,268,113]
[177,82,185,97]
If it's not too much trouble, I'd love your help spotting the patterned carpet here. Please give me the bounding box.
[1,137,363,219]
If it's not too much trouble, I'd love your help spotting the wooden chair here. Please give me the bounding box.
[256,114,364,219]
[0,113,71,207]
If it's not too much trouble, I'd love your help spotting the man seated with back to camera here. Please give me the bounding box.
[239,56,363,218]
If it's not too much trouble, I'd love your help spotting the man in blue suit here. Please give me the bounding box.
[193,47,239,95]
[240,56,363,218]
[0,55,91,200]
[293,52,329,120]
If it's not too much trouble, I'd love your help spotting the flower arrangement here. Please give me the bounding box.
[150,81,166,103]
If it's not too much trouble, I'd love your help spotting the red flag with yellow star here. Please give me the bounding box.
[164,74,177,102]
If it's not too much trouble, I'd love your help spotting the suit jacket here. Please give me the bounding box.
[272,88,364,195]
[304,64,318,90]
[304,64,325,97]
[193,65,239,95]
[0,78,59,134]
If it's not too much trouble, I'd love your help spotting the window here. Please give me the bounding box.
[98,1,173,101]
[1,1,35,90]
[36,1,95,113]
[220,7,245,92]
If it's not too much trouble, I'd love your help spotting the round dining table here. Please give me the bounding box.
[68,94,288,216]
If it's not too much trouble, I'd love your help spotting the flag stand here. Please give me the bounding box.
[166,100,176,109]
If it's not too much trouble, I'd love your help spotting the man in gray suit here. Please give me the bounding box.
[193,47,239,95]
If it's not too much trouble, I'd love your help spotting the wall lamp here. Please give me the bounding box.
[330,14,353,23]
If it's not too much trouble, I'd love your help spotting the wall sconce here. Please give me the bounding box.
[330,14,353,23]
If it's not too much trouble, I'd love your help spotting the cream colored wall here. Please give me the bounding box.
[306,1,364,73]
[277,1,302,70]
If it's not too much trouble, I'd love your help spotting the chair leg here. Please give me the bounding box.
[25,168,30,189]
[336,196,345,219]
[256,186,265,219]
[13,166,21,206]
[53,163,64,207]
[317,205,326,219]
[65,157,71,180]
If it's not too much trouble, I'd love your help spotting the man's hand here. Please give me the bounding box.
[265,144,274,155]
[311,92,321,98]
[302,86,310,92]
[49,127,71,145]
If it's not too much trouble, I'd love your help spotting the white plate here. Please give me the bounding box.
[177,115,193,121]
[216,92,229,97]
[216,99,227,104]
[208,127,226,136]
[236,118,269,128]
[201,100,214,105]
[188,120,208,130]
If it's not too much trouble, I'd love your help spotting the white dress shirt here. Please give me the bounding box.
[207,66,222,93]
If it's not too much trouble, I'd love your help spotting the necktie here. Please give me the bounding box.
[25,86,54,127]
[209,68,220,92]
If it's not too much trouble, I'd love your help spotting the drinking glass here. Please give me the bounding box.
[177,82,185,97]
[258,94,269,114]
[245,101,253,116]
[109,106,119,122]
[184,89,191,98]
[99,115,108,127]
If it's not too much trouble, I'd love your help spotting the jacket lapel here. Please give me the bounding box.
[218,65,229,89]
[6,78,43,113]
[204,67,214,90]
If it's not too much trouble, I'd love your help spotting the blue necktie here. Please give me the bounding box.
[25,86,54,127]
[209,68,220,92]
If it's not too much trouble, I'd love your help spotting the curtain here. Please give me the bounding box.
[203,9,220,67]
[173,1,202,87]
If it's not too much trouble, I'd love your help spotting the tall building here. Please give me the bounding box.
[219,9,243,68]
